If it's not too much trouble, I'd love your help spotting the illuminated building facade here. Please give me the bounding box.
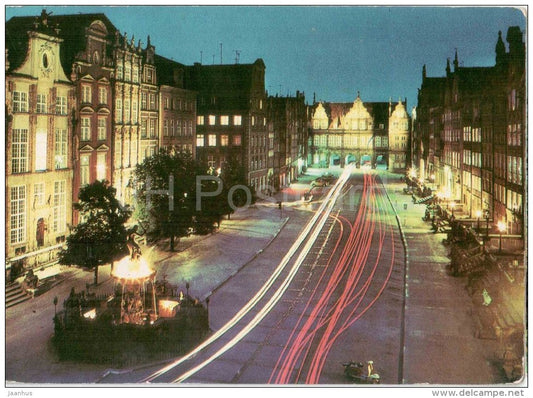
[5,11,74,276]
[185,60,268,189]
[413,27,525,239]
[309,93,410,172]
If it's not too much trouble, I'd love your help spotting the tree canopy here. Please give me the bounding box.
[58,181,132,284]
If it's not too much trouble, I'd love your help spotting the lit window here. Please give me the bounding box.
[141,120,147,138]
[99,87,107,104]
[81,117,91,141]
[196,134,205,147]
[221,115,229,125]
[13,91,28,112]
[124,99,130,122]
[164,120,169,136]
[97,153,106,181]
[55,129,67,169]
[233,115,242,126]
[208,134,217,146]
[116,99,122,121]
[36,94,47,113]
[56,96,67,115]
[11,129,28,173]
[80,155,90,186]
[233,135,242,146]
[221,135,229,146]
[35,130,47,171]
[10,185,26,244]
[34,183,45,207]
[209,115,216,125]
[53,181,66,233]
[117,64,123,79]
[177,120,182,136]
[197,115,204,125]
[141,93,147,109]
[150,119,156,137]
[97,118,106,141]
[132,66,139,83]
[82,85,91,103]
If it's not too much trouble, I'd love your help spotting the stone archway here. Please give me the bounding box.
[345,153,357,165]
[330,153,342,167]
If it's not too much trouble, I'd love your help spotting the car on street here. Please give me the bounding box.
[321,173,336,184]
[311,177,327,187]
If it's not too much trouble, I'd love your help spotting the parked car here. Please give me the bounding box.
[311,177,327,187]
[321,173,336,184]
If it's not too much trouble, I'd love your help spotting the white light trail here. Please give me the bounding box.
[143,165,354,383]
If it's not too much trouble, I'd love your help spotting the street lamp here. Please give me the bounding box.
[484,209,490,241]
[497,220,507,253]
[475,210,482,232]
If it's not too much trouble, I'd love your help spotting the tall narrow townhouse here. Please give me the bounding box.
[267,92,307,190]
[138,36,160,163]
[154,52,197,157]
[5,10,74,279]
[388,98,410,171]
[112,31,143,205]
[184,59,268,190]
[48,13,118,225]
[498,27,525,237]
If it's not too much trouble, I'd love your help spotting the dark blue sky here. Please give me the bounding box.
[5,5,526,109]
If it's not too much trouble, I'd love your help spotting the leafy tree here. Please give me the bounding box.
[134,149,198,251]
[58,181,131,285]
[219,156,256,219]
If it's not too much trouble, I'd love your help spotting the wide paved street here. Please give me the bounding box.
[6,168,502,385]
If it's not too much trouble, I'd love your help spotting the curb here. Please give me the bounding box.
[201,216,291,302]
[95,215,292,383]
[380,175,409,384]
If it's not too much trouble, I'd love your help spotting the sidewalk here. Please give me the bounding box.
[5,178,318,384]
[382,172,501,384]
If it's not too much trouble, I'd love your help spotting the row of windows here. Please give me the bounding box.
[13,91,68,115]
[11,129,68,173]
[162,119,194,137]
[81,85,108,105]
[196,134,241,147]
[141,92,157,111]
[444,151,461,170]
[115,99,139,123]
[81,117,108,141]
[463,150,482,168]
[10,181,66,245]
[163,97,195,112]
[141,119,158,139]
[507,123,522,146]
[463,126,482,143]
[507,155,523,186]
[80,153,107,186]
[198,115,243,126]
[116,63,140,83]
[314,134,391,148]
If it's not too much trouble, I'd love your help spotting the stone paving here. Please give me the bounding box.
[382,172,502,385]
[5,168,506,385]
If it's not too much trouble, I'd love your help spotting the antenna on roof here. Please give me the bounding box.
[234,50,241,64]
[200,51,203,64]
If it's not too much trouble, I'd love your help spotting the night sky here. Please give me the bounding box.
[4,5,526,111]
